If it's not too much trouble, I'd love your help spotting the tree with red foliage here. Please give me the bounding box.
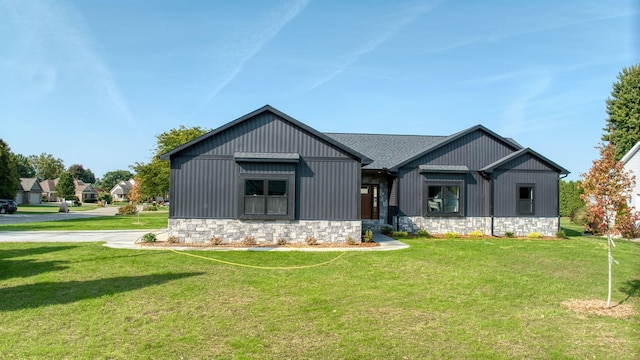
[580,143,640,307]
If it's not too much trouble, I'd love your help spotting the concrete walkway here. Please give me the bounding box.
[0,228,409,252]
[0,206,119,225]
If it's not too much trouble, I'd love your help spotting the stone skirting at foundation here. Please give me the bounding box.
[492,217,559,237]
[168,218,362,245]
[397,216,559,237]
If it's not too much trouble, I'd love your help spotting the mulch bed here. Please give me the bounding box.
[561,299,637,318]
[138,241,380,248]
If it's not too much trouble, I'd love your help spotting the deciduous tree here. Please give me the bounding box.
[580,143,640,307]
[29,153,65,180]
[55,172,76,200]
[602,64,640,161]
[132,125,209,199]
[0,139,19,199]
[98,170,134,191]
[14,154,35,178]
[68,164,96,184]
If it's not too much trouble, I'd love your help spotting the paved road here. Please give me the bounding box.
[0,206,119,225]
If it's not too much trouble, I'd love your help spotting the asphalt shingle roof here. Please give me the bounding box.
[324,133,448,170]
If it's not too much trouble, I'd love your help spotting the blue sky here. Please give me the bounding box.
[1,0,637,181]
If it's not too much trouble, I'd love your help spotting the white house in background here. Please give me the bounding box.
[621,141,640,208]
[110,179,135,201]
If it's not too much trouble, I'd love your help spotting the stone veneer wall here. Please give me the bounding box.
[398,216,559,237]
[169,218,362,244]
[492,217,559,237]
[398,216,491,235]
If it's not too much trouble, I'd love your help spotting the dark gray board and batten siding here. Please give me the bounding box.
[396,129,518,217]
[168,112,362,220]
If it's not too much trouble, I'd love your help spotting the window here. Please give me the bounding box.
[424,182,463,216]
[239,174,294,219]
[517,185,534,215]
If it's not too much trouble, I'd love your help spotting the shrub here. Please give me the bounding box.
[305,236,318,245]
[504,231,515,238]
[98,193,113,204]
[241,236,257,246]
[143,204,157,211]
[167,235,179,244]
[362,229,374,243]
[344,236,357,245]
[443,231,459,239]
[527,232,543,239]
[141,233,157,243]
[210,236,223,245]
[391,231,408,238]
[555,230,567,239]
[117,204,137,215]
[277,238,287,246]
[468,230,484,237]
[415,229,430,238]
[84,198,97,203]
[381,226,393,235]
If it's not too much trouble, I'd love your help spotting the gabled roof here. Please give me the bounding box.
[480,148,570,175]
[389,125,523,171]
[39,179,57,192]
[324,133,446,170]
[159,105,373,165]
[19,178,42,192]
[621,142,640,165]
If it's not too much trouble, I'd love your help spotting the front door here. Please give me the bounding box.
[361,184,379,220]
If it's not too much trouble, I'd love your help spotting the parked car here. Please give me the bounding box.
[0,199,17,214]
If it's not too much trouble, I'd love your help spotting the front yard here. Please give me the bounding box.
[1,233,638,358]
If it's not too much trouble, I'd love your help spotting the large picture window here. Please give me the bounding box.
[517,184,534,215]
[239,174,294,220]
[424,182,463,216]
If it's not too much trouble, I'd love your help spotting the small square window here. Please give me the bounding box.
[239,175,294,220]
[424,182,463,216]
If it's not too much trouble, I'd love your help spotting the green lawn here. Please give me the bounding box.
[0,212,169,231]
[17,204,100,213]
[1,235,638,358]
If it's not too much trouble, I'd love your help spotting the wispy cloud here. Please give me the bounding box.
[302,3,436,93]
[497,72,553,136]
[1,0,134,122]
[423,9,635,55]
[193,0,311,115]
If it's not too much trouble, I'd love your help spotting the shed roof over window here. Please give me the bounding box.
[234,152,300,163]
[419,165,469,173]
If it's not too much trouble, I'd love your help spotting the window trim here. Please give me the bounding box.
[517,183,535,216]
[238,173,295,220]
[423,181,464,217]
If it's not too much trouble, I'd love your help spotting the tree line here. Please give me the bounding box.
[0,125,209,201]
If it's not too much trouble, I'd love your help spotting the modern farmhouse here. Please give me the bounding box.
[160,105,569,244]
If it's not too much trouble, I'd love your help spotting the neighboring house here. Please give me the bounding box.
[74,179,98,203]
[110,179,135,201]
[621,141,640,208]
[39,178,98,203]
[16,178,43,205]
[40,179,57,202]
[160,105,569,244]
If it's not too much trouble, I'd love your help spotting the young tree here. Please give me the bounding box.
[29,153,65,180]
[602,64,640,161]
[127,178,144,223]
[580,143,640,307]
[55,172,76,201]
[0,139,19,199]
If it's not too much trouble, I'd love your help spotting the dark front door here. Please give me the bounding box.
[361,184,379,220]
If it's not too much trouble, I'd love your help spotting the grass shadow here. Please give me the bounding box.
[0,272,204,311]
[618,279,640,305]
[0,258,69,281]
[0,245,78,260]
